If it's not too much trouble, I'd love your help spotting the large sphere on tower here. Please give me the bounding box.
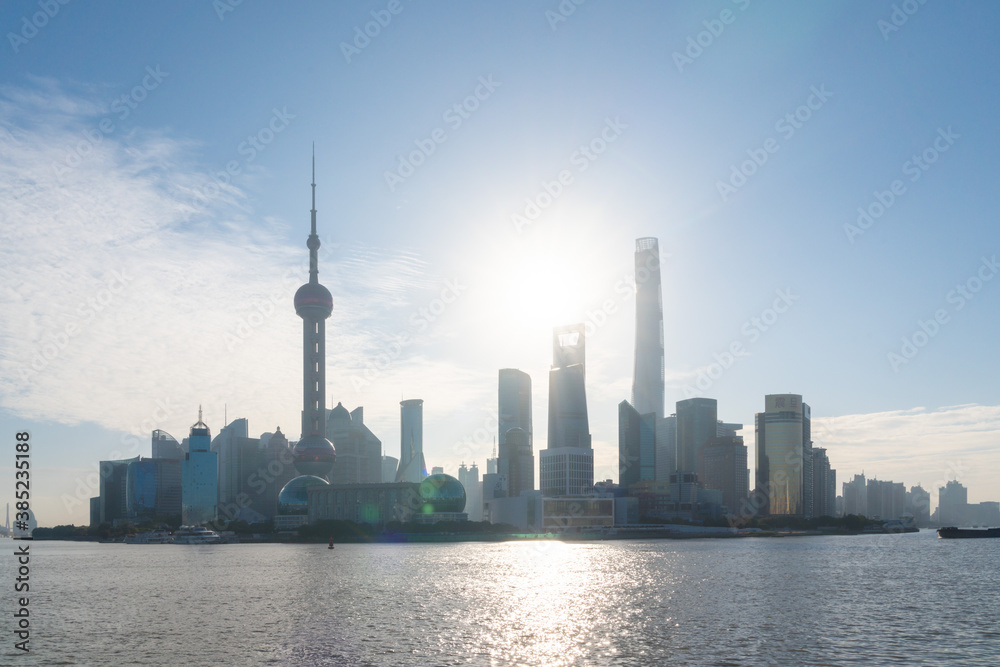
[292,433,336,477]
[294,282,333,319]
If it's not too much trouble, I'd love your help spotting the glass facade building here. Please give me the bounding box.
[498,369,534,497]
[396,399,427,483]
[754,394,809,516]
[618,400,656,489]
[152,429,184,460]
[631,237,664,419]
[182,411,218,525]
[542,324,593,497]
[126,458,181,521]
[676,397,718,478]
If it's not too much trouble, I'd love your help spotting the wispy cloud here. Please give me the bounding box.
[0,80,462,445]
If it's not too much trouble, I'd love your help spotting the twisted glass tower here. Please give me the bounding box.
[631,237,664,419]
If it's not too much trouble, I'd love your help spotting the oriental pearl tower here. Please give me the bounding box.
[278,148,335,519]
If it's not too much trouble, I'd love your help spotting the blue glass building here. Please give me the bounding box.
[182,408,218,525]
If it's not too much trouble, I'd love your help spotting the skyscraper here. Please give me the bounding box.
[277,152,336,527]
[396,398,427,483]
[618,400,656,489]
[547,324,591,450]
[182,407,218,525]
[498,369,533,497]
[755,394,809,516]
[152,429,184,460]
[498,369,532,447]
[326,403,382,484]
[541,324,593,496]
[632,237,664,419]
[655,414,676,483]
[499,427,534,498]
[698,435,748,516]
[675,397,717,479]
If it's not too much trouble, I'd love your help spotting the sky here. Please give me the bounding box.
[2,1,999,526]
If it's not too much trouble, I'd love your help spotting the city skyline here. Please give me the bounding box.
[3,2,1000,525]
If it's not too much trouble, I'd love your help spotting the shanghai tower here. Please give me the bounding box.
[632,237,664,419]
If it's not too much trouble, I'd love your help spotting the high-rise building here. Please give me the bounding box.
[541,324,594,496]
[547,324,591,449]
[676,397,717,479]
[126,458,182,522]
[152,429,184,460]
[754,394,809,516]
[500,427,534,498]
[98,456,140,525]
[938,480,968,526]
[809,447,836,518]
[498,369,532,447]
[866,478,906,520]
[458,463,482,521]
[182,408,218,525]
[498,369,533,496]
[631,237,664,419]
[211,418,260,511]
[396,399,427,483]
[326,403,382,485]
[655,414,676,483]
[698,436,748,516]
[382,455,399,483]
[252,428,297,520]
[618,400,656,489]
[842,473,867,517]
[277,152,336,528]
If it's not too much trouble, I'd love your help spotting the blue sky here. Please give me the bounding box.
[2,0,999,525]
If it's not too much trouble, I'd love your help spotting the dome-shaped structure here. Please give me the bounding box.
[419,473,466,514]
[278,475,330,515]
[329,402,351,423]
[292,433,336,477]
[294,282,333,319]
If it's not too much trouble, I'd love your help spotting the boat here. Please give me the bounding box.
[937,526,1000,539]
[124,529,174,544]
[172,525,222,544]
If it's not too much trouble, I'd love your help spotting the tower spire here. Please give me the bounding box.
[308,143,320,284]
